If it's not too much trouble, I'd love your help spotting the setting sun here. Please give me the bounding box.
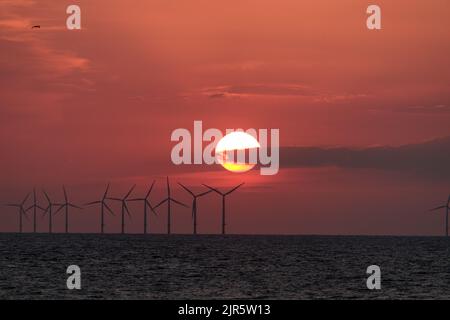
[215,132,260,173]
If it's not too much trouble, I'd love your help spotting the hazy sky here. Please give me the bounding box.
[1,0,449,235]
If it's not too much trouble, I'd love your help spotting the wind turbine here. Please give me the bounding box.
[429,194,450,237]
[203,183,244,235]
[26,188,45,233]
[154,177,188,234]
[54,186,82,233]
[86,184,115,234]
[128,181,157,234]
[178,183,211,235]
[107,185,136,234]
[5,193,30,233]
[42,190,60,233]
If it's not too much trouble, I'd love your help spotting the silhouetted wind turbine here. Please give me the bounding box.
[26,188,45,233]
[42,190,60,233]
[429,194,450,237]
[54,186,82,233]
[154,177,188,234]
[178,183,211,235]
[108,185,136,234]
[86,184,115,234]
[128,181,157,234]
[203,183,244,235]
[5,193,30,233]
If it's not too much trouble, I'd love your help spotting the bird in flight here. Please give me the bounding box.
[31,25,41,29]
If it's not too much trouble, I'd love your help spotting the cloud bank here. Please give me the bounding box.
[281,136,450,179]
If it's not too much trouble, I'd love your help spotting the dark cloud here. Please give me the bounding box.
[281,136,450,179]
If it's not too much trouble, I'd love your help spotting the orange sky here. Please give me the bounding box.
[0,1,449,235]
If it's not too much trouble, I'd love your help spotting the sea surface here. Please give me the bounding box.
[0,234,449,299]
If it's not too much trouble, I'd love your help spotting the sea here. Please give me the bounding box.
[0,234,449,299]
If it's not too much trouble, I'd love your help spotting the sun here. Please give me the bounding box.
[215,132,260,173]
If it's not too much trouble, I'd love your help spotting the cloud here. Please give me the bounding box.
[199,84,371,104]
[281,136,450,179]
[201,83,314,99]
[312,93,370,103]
[0,1,93,123]
[390,104,450,114]
[0,0,35,8]
[0,1,90,76]
[0,18,31,29]
[166,137,450,182]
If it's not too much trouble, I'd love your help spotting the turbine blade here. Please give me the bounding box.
[429,205,446,211]
[63,185,68,202]
[104,203,115,216]
[54,204,65,215]
[21,193,30,205]
[42,205,50,216]
[43,190,51,203]
[202,184,223,195]
[225,183,245,195]
[178,182,195,197]
[86,201,101,206]
[145,181,156,199]
[103,183,110,199]
[107,197,122,201]
[125,204,132,219]
[125,184,136,199]
[197,190,213,197]
[170,198,188,208]
[69,203,82,209]
[153,198,168,210]
[146,201,158,216]
[167,176,170,196]
[127,198,144,202]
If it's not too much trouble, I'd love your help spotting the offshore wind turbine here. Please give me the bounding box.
[42,190,60,233]
[5,193,30,233]
[203,183,244,235]
[178,183,211,235]
[26,188,45,233]
[86,184,115,234]
[107,185,136,234]
[154,177,188,234]
[54,186,82,233]
[128,181,157,234]
[429,194,450,237]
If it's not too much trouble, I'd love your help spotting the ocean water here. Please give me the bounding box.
[0,234,449,299]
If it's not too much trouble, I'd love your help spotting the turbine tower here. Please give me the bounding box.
[154,177,188,234]
[108,185,135,234]
[203,183,244,235]
[42,190,60,233]
[128,181,157,234]
[178,183,211,235]
[26,188,45,233]
[429,194,450,237]
[54,186,82,233]
[5,193,30,233]
[86,184,115,234]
